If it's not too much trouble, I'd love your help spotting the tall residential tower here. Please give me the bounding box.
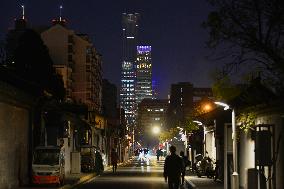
[120,13,139,125]
[136,46,153,103]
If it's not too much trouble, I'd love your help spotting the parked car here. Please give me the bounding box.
[80,145,96,173]
[32,146,65,186]
[81,155,95,172]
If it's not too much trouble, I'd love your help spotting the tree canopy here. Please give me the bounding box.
[159,118,200,143]
[204,0,284,93]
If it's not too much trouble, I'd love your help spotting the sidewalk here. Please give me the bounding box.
[59,172,98,189]
[18,159,132,189]
[184,172,223,189]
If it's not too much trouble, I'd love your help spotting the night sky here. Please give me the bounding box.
[0,0,217,98]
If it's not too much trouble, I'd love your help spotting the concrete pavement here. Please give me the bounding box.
[18,156,223,189]
[59,158,134,189]
[185,175,223,189]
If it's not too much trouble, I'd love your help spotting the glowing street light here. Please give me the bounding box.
[152,126,160,135]
[204,103,212,111]
[214,101,239,189]
[215,101,230,110]
[193,120,202,126]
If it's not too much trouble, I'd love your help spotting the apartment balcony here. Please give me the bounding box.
[68,35,75,45]
[68,45,75,54]
[68,60,75,70]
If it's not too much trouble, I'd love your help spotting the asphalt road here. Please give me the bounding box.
[74,156,171,189]
[19,156,224,189]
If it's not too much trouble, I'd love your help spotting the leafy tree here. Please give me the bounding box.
[212,76,241,101]
[204,0,284,92]
[183,118,200,133]
[237,111,257,132]
[159,128,179,142]
[159,119,200,142]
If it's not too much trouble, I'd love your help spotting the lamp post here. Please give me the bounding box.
[215,101,239,189]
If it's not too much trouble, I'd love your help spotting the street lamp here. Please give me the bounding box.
[214,101,239,189]
[152,126,160,135]
[193,120,202,126]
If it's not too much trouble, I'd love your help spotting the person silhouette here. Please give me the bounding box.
[180,151,188,185]
[111,148,118,173]
[164,146,183,189]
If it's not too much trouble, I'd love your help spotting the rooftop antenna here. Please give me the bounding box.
[21,5,25,19]
[59,5,63,21]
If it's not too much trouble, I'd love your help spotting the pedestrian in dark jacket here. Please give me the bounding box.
[111,148,118,173]
[94,150,104,174]
[180,151,187,185]
[164,145,183,189]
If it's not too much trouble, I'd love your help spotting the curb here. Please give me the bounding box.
[185,179,197,189]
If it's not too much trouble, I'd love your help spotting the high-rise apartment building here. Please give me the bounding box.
[137,99,168,146]
[167,82,213,127]
[41,20,102,112]
[136,46,153,103]
[120,13,139,125]
[102,79,117,119]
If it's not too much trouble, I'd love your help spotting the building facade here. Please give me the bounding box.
[41,21,102,112]
[41,20,74,100]
[168,82,213,122]
[137,99,168,147]
[120,13,140,126]
[102,79,118,119]
[136,46,153,103]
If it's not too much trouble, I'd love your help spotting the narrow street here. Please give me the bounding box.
[75,156,168,189]
[18,155,224,189]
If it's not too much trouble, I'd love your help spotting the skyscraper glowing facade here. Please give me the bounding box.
[136,46,153,103]
[120,13,139,125]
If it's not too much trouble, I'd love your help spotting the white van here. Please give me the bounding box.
[32,146,65,186]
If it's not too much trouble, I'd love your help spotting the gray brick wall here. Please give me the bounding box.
[0,102,30,189]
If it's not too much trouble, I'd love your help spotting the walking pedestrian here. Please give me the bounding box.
[156,148,161,161]
[164,145,183,189]
[111,148,118,173]
[94,149,104,174]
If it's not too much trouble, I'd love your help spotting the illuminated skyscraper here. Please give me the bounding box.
[136,46,153,103]
[120,13,139,125]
